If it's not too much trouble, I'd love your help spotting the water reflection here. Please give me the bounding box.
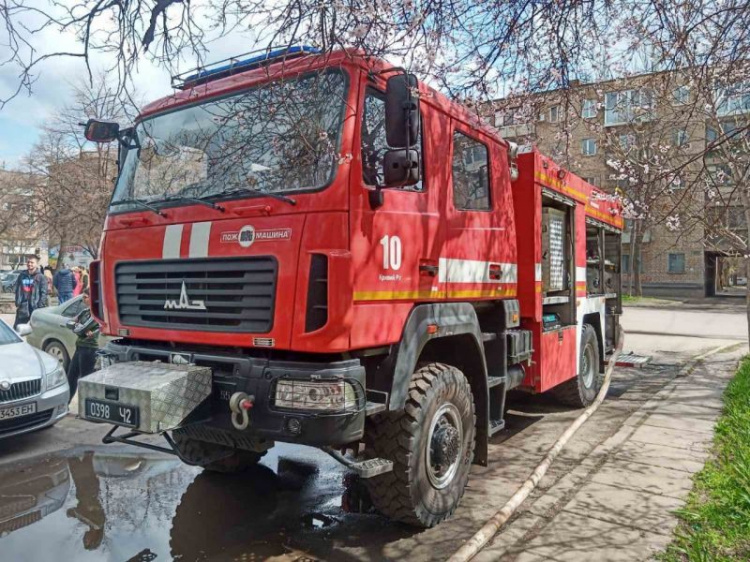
[0,446,375,561]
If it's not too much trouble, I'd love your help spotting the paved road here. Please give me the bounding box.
[0,304,746,561]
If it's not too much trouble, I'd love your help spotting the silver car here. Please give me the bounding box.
[26,295,89,371]
[0,320,69,439]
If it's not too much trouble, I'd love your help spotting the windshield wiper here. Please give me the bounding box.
[219,187,297,206]
[164,195,226,212]
[110,198,166,216]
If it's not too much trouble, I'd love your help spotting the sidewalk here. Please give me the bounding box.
[471,347,743,562]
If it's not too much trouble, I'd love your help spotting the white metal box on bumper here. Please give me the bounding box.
[78,361,212,433]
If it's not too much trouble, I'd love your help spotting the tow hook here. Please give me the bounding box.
[229,392,254,430]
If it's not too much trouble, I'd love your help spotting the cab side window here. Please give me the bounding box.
[452,131,491,210]
[360,88,423,190]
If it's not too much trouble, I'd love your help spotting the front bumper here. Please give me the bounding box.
[0,383,69,440]
[102,341,366,447]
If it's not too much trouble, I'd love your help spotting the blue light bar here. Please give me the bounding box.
[176,46,321,89]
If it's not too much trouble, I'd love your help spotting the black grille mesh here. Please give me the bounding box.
[115,257,277,333]
[0,379,41,404]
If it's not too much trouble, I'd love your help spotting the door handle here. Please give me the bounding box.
[419,263,439,277]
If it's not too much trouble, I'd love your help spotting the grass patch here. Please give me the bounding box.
[659,357,750,561]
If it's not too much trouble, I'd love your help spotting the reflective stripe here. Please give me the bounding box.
[162,225,183,259]
[438,258,517,284]
[576,266,587,281]
[189,222,212,258]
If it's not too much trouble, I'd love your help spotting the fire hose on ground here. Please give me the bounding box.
[447,331,625,562]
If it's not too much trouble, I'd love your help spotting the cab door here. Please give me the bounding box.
[349,82,444,347]
[442,124,516,301]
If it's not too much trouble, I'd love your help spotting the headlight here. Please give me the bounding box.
[46,366,67,390]
[274,380,357,412]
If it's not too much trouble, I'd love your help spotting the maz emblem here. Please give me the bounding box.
[164,282,207,311]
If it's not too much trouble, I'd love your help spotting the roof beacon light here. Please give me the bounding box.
[174,45,321,90]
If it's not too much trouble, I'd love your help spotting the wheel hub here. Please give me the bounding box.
[425,403,463,490]
[431,424,460,467]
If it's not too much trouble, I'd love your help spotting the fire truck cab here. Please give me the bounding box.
[79,47,623,528]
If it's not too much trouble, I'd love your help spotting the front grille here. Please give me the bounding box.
[0,379,41,404]
[0,409,53,436]
[115,257,278,333]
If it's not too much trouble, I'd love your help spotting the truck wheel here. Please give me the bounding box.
[552,323,601,407]
[171,432,266,473]
[365,363,475,528]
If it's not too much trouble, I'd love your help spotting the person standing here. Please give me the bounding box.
[67,289,100,403]
[43,266,54,295]
[53,264,77,304]
[72,267,83,298]
[14,256,48,329]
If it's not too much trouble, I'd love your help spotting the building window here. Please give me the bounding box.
[672,85,690,105]
[582,138,597,156]
[618,133,635,151]
[622,254,630,274]
[717,82,750,117]
[673,129,688,147]
[495,110,515,127]
[668,253,685,274]
[605,89,653,126]
[584,176,599,186]
[707,164,733,186]
[582,99,597,119]
[452,131,491,210]
[549,105,560,123]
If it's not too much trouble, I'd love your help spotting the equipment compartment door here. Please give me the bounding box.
[538,326,577,393]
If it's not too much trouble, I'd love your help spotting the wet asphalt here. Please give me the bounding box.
[0,362,685,562]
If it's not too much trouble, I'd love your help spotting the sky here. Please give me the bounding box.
[0,2,261,170]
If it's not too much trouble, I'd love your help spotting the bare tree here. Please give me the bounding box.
[23,74,135,265]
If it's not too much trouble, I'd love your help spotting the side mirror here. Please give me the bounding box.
[83,119,120,143]
[385,73,420,148]
[16,324,31,337]
[384,149,420,186]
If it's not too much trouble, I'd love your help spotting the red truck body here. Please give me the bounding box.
[85,48,623,528]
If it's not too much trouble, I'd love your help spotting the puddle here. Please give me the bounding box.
[0,443,383,561]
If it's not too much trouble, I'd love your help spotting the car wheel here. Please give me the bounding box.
[44,340,70,372]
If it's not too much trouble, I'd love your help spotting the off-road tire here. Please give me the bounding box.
[171,432,266,473]
[551,323,601,407]
[364,363,476,528]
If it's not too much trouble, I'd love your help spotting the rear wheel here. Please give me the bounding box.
[551,323,601,407]
[171,431,266,473]
[44,340,70,372]
[364,363,475,528]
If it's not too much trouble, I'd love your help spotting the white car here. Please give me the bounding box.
[0,320,69,439]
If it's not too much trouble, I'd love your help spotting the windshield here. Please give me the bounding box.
[111,70,348,208]
[0,321,20,345]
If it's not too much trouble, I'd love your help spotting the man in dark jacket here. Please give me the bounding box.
[67,289,100,402]
[53,264,78,303]
[14,256,48,329]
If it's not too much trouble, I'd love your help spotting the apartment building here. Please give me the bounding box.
[0,168,48,270]
[490,70,749,297]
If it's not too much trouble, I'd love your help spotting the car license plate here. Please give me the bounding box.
[0,402,37,420]
[85,399,139,428]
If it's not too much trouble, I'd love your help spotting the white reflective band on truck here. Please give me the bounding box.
[189,222,212,258]
[438,258,517,284]
[162,224,183,259]
[576,266,587,281]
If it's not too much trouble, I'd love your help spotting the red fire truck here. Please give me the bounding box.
[80,47,623,528]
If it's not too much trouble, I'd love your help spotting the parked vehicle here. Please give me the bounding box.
[79,47,623,528]
[1,270,20,293]
[0,320,69,439]
[26,295,107,371]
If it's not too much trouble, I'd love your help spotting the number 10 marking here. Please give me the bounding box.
[380,235,402,270]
